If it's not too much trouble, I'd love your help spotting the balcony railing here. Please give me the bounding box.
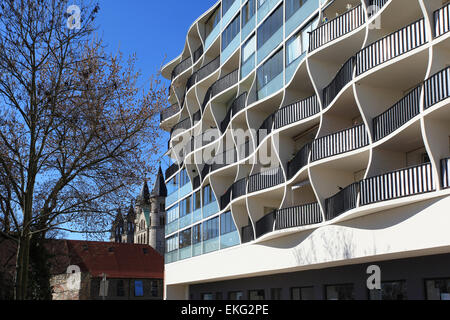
[309,4,365,52]
[210,147,237,173]
[186,72,197,93]
[287,143,312,180]
[193,175,201,190]
[373,85,422,141]
[171,57,192,80]
[255,211,276,239]
[160,103,180,122]
[201,86,213,112]
[360,162,435,205]
[193,110,201,123]
[442,157,450,189]
[211,69,239,98]
[323,56,355,108]
[232,177,248,200]
[367,0,389,17]
[165,163,179,179]
[197,56,221,82]
[356,19,427,76]
[220,186,232,210]
[434,2,450,38]
[257,114,275,145]
[325,182,360,220]
[423,67,450,110]
[275,202,322,231]
[193,46,204,63]
[311,124,369,162]
[201,164,211,180]
[231,92,247,115]
[241,225,254,243]
[170,117,191,138]
[274,95,320,130]
[248,167,285,194]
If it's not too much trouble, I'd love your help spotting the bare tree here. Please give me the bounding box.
[0,0,167,299]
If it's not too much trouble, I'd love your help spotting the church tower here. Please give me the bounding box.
[149,166,167,255]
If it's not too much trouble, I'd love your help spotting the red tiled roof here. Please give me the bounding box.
[62,240,164,279]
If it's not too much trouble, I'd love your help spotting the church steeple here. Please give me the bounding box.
[137,179,151,206]
[151,166,167,198]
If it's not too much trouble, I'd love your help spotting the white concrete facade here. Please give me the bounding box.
[160,0,450,300]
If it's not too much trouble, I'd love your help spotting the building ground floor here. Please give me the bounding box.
[188,253,450,300]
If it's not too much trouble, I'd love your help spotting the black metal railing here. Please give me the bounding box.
[287,143,312,180]
[323,56,355,108]
[193,175,201,190]
[193,46,204,63]
[275,202,322,231]
[211,69,239,98]
[201,86,213,112]
[367,0,389,17]
[197,56,221,82]
[356,19,427,76]
[274,95,320,130]
[160,103,180,122]
[441,157,450,189]
[193,110,201,123]
[309,4,365,52]
[311,124,369,162]
[360,162,435,206]
[434,2,450,38]
[241,225,254,243]
[373,85,422,141]
[210,147,237,173]
[232,92,248,116]
[201,163,211,180]
[325,182,360,221]
[257,114,275,145]
[220,186,233,210]
[165,163,180,179]
[221,106,233,133]
[255,211,276,239]
[171,57,192,80]
[186,72,198,93]
[248,167,285,194]
[423,67,450,110]
[170,117,191,138]
[232,177,248,200]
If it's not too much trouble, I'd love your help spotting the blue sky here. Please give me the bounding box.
[66,0,217,240]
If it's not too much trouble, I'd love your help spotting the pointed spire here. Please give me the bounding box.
[151,166,167,198]
[137,179,151,206]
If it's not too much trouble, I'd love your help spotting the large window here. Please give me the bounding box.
[194,190,201,211]
[286,19,316,65]
[180,196,192,217]
[166,205,179,224]
[242,35,256,64]
[257,4,283,50]
[256,49,283,91]
[134,280,144,297]
[203,185,216,205]
[369,281,407,300]
[222,0,236,17]
[426,278,450,300]
[222,14,240,51]
[242,0,256,27]
[249,289,265,300]
[167,175,178,195]
[117,280,125,297]
[205,6,221,38]
[179,228,192,249]
[203,217,219,241]
[179,169,190,187]
[193,224,202,244]
[228,291,244,300]
[166,234,179,253]
[220,211,237,235]
[286,0,309,20]
[291,287,314,300]
[325,284,355,300]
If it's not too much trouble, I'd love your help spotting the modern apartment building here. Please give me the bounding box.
[159,0,450,300]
